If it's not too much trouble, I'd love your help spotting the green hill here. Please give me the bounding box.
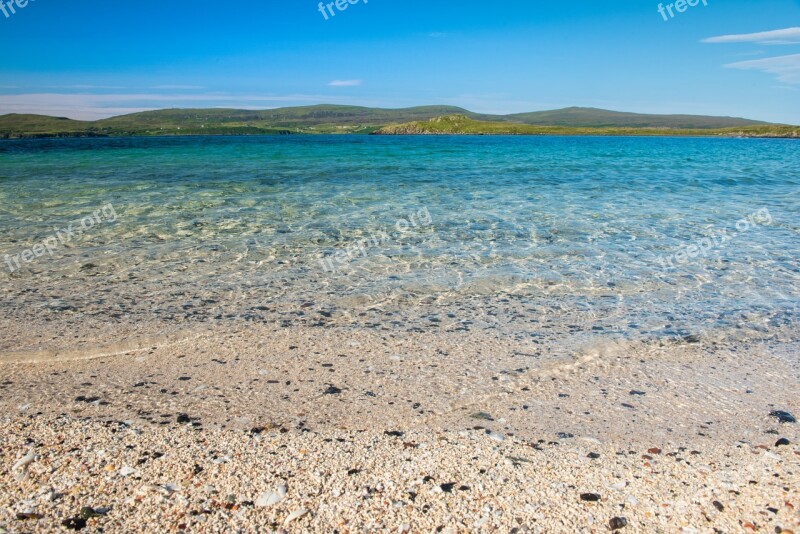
[0,105,792,139]
[0,114,97,138]
[505,106,768,129]
[373,114,800,138]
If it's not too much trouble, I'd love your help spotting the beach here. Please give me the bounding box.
[1,322,798,532]
[1,135,799,532]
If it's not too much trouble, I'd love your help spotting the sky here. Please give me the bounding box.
[0,0,799,123]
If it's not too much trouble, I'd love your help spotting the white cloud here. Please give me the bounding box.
[703,27,800,45]
[151,85,205,90]
[327,80,362,87]
[725,54,800,85]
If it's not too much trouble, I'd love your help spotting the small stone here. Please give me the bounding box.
[775,438,790,447]
[62,517,87,530]
[629,390,646,396]
[770,411,796,424]
[79,507,101,520]
[256,484,287,508]
[283,508,309,525]
[176,414,191,423]
[610,517,628,530]
[440,483,455,493]
[487,431,506,442]
[323,386,342,395]
[647,447,662,455]
[384,431,404,437]
[580,493,601,502]
[587,452,601,459]
[712,501,724,512]
[120,466,137,477]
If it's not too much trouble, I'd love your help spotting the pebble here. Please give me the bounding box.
[580,493,602,502]
[769,411,796,424]
[256,484,287,507]
[609,516,628,530]
[120,466,137,477]
[12,448,36,472]
[775,438,790,447]
[487,431,506,442]
[284,508,309,525]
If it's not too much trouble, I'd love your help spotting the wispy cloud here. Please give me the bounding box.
[703,27,800,45]
[151,85,205,90]
[49,85,127,90]
[725,54,800,84]
[327,80,362,87]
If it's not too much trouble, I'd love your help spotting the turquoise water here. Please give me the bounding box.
[1,136,798,352]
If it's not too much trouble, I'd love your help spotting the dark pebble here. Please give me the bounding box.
[79,507,100,520]
[384,430,405,437]
[609,516,628,530]
[440,483,456,493]
[629,390,646,396]
[16,512,42,520]
[323,386,342,395]
[580,493,601,502]
[587,452,601,459]
[557,432,574,439]
[775,438,790,447]
[712,501,724,512]
[769,410,796,424]
[176,414,191,423]
[62,517,87,530]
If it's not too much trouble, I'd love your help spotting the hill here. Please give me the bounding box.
[505,107,768,129]
[0,105,791,138]
[373,114,800,138]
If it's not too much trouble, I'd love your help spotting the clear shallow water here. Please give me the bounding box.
[0,135,798,353]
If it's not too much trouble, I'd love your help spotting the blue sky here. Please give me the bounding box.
[0,0,799,122]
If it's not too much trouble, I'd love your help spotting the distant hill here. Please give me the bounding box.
[504,107,769,129]
[374,114,800,138]
[0,105,789,139]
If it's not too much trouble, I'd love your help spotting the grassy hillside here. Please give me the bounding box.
[0,114,97,138]
[505,107,769,129]
[0,105,792,139]
[373,114,800,138]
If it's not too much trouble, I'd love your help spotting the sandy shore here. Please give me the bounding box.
[0,324,798,532]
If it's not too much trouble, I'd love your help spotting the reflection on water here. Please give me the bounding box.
[0,135,798,354]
